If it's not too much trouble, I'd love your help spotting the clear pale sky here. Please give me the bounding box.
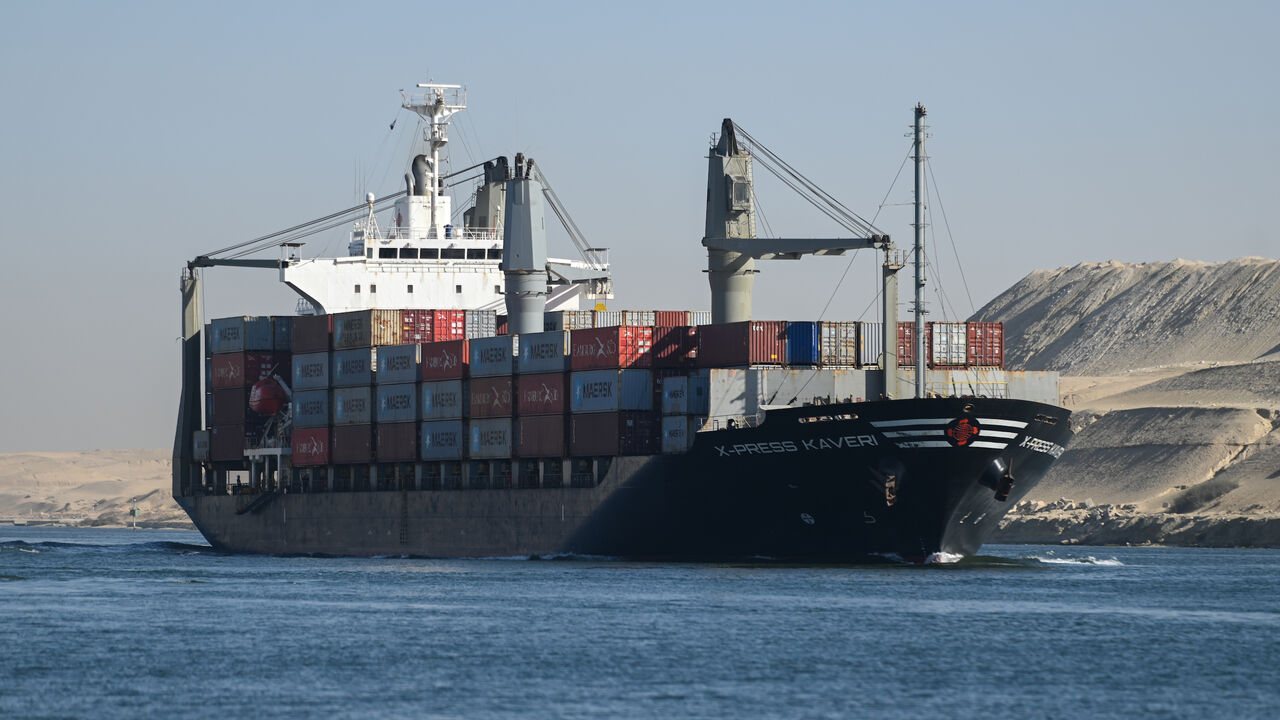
[1,1,1275,452]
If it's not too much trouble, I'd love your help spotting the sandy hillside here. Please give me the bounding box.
[973,257,1280,375]
[0,450,191,528]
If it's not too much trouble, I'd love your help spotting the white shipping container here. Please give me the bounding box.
[819,321,859,367]
[465,310,498,339]
[623,310,656,326]
[421,380,467,420]
[930,322,968,367]
[469,335,519,377]
[543,310,595,331]
[660,376,689,415]
[469,418,512,459]
[860,322,885,367]
[517,331,569,374]
[689,311,712,326]
[570,369,653,413]
[595,311,624,327]
[420,420,465,460]
[660,415,702,454]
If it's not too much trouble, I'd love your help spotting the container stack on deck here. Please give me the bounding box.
[198,309,1006,473]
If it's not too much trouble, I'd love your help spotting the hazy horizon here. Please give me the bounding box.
[1,1,1276,452]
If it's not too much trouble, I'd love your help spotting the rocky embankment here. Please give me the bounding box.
[0,450,192,528]
[979,257,1280,547]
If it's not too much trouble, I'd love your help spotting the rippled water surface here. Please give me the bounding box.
[2,526,1278,719]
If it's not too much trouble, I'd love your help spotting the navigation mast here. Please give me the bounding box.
[912,103,928,399]
[402,83,467,234]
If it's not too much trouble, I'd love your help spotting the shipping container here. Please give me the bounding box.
[376,343,419,384]
[697,320,787,367]
[332,386,373,425]
[594,310,624,327]
[272,316,293,352]
[332,309,402,349]
[332,424,373,464]
[292,314,332,353]
[516,415,566,457]
[687,370,711,415]
[654,310,690,327]
[376,422,417,462]
[291,427,330,466]
[496,315,508,336]
[433,309,466,341]
[543,310,596,332]
[464,309,497,339]
[469,376,514,418]
[209,387,249,426]
[622,310,656,326]
[469,335,518,377]
[204,322,213,356]
[209,425,248,462]
[421,380,467,420]
[209,351,289,389]
[376,383,418,423]
[860,322,885,367]
[689,311,712,326]
[291,389,330,428]
[819,321,859,367]
[786,322,820,365]
[192,430,210,462]
[210,316,276,353]
[420,339,469,380]
[516,373,567,415]
[929,322,968,367]
[569,411,659,456]
[517,331,570,374]
[569,325,653,370]
[469,418,513,459]
[967,321,1004,367]
[420,420,466,460]
[400,309,433,344]
[660,375,689,415]
[332,348,375,387]
[661,415,702,454]
[897,322,917,368]
[291,351,331,390]
[652,325,698,368]
[569,369,654,413]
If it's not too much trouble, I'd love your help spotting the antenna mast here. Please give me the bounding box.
[912,103,928,399]
[402,82,466,235]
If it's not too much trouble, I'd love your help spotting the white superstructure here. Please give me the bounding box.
[281,82,610,314]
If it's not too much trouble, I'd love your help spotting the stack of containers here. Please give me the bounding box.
[568,326,657,455]
[464,310,497,339]
[420,339,468,463]
[375,343,420,462]
[696,320,787,368]
[207,316,292,462]
[516,331,570,457]
[468,336,517,459]
[330,312,379,465]
[290,315,332,466]
[543,310,595,331]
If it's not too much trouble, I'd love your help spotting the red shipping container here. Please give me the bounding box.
[209,388,249,426]
[967,321,1005,367]
[696,321,787,367]
[516,373,567,415]
[652,326,698,368]
[401,309,434,344]
[291,427,331,466]
[654,310,690,327]
[420,339,469,380]
[376,422,417,462]
[209,425,248,462]
[332,424,373,464]
[496,315,508,336]
[209,351,289,389]
[433,309,466,342]
[469,376,514,418]
[517,415,566,457]
[569,326,653,370]
[569,411,659,456]
[292,314,332,353]
[897,322,917,367]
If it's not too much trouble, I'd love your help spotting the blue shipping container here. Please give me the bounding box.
[210,316,275,354]
[421,420,465,460]
[570,369,653,413]
[376,383,419,423]
[272,316,293,352]
[291,352,330,391]
[292,389,330,428]
[332,348,375,387]
[377,344,419,384]
[786,322,820,365]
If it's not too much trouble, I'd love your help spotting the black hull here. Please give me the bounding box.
[178,397,1072,562]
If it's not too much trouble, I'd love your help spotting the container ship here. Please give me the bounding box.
[173,84,1072,561]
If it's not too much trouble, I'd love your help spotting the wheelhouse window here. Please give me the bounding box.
[487,248,503,259]
[441,248,465,260]
[466,248,486,260]
[378,248,397,259]
[421,248,439,259]
[399,248,419,259]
